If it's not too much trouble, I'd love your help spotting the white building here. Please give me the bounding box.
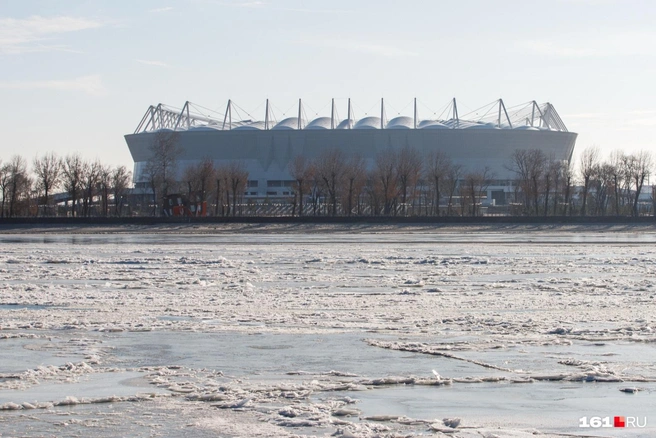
[125,98,577,204]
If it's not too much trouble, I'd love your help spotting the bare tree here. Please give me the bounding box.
[146,131,182,215]
[543,158,560,217]
[182,165,196,197]
[561,160,574,216]
[444,164,463,216]
[62,154,85,217]
[309,170,323,216]
[608,150,625,215]
[143,161,159,215]
[365,169,382,215]
[463,166,492,216]
[528,150,547,215]
[214,164,228,216]
[342,153,366,216]
[425,150,451,216]
[508,149,547,215]
[551,160,568,215]
[33,152,62,216]
[625,151,652,217]
[5,155,30,217]
[195,157,216,204]
[579,146,600,216]
[97,164,112,217]
[289,155,313,216]
[81,160,101,217]
[395,145,422,216]
[316,149,346,216]
[110,165,131,217]
[590,163,615,216]
[0,162,10,217]
[181,157,215,216]
[227,161,248,217]
[374,148,398,215]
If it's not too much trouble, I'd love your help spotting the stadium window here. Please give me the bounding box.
[248,180,258,188]
[283,180,295,187]
[266,191,277,196]
[267,180,282,187]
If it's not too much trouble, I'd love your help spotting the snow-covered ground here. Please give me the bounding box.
[1,228,655,437]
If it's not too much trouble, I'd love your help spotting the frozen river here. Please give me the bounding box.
[1,229,655,437]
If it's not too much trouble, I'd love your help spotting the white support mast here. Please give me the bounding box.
[265,99,270,130]
[500,99,512,128]
[186,102,190,128]
[174,101,190,130]
[222,99,232,130]
[452,98,459,128]
[380,97,384,129]
[330,98,335,129]
[347,98,352,129]
[134,105,155,134]
[154,104,162,130]
[298,98,302,129]
[413,97,417,129]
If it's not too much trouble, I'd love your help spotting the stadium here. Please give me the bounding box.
[124,98,577,205]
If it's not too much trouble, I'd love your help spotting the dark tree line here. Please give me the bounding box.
[145,132,250,217]
[507,146,653,217]
[285,145,491,217]
[2,136,653,218]
[0,152,131,218]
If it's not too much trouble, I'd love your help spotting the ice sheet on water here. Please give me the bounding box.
[2,231,656,436]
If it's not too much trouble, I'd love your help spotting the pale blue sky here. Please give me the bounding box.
[1,0,654,168]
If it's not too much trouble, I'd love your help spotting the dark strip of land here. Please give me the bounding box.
[1,216,655,225]
[0,216,654,235]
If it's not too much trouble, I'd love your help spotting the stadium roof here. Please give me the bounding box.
[133,98,569,134]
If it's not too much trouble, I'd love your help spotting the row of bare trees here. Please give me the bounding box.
[579,147,652,217]
[183,159,249,217]
[0,153,131,218]
[142,131,491,217]
[509,146,653,217]
[143,132,250,216]
[2,133,653,218]
[288,146,491,216]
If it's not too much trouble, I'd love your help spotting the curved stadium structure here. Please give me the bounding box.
[125,98,577,203]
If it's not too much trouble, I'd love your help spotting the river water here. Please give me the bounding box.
[1,231,655,437]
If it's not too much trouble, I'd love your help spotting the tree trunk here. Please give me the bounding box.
[347,179,354,216]
[71,189,77,217]
[232,186,237,217]
[43,187,49,217]
[434,177,440,216]
[552,177,559,216]
[633,176,645,217]
[215,179,221,216]
[225,188,230,216]
[564,178,571,216]
[581,176,590,216]
[298,183,304,217]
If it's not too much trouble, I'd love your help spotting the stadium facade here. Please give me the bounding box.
[124,98,577,205]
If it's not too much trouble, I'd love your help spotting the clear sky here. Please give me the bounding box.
[1,0,654,168]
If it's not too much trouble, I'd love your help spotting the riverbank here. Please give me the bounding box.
[0,220,655,235]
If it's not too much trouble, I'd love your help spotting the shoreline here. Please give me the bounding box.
[1,221,655,234]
